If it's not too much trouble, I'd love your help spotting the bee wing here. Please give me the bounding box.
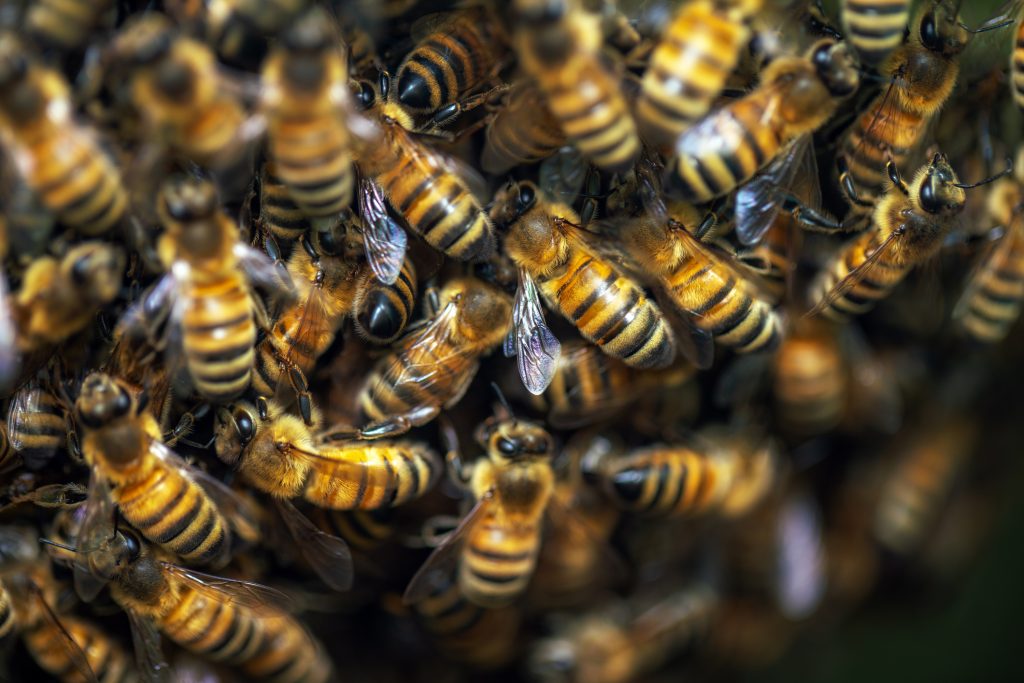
[6,380,43,452]
[73,472,116,602]
[272,497,354,592]
[233,242,295,296]
[28,582,101,683]
[116,272,179,343]
[402,491,495,605]
[279,280,333,373]
[735,136,819,246]
[539,146,590,206]
[160,561,297,612]
[0,267,15,392]
[2,482,88,511]
[806,229,903,318]
[358,176,408,285]
[126,608,171,683]
[505,268,561,395]
[775,492,826,619]
[395,301,462,386]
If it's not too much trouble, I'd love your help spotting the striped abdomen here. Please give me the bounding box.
[374,128,493,260]
[353,258,417,344]
[183,273,255,401]
[544,342,637,427]
[481,82,566,174]
[538,249,676,368]
[772,334,846,436]
[254,289,337,397]
[663,250,781,353]
[23,613,134,683]
[460,510,542,607]
[9,389,65,470]
[637,1,750,147]
[396,11,499,113]
[303,442,438,509]
[812,229,909,320]
[260,161,311,240]
[27,0,112,50]
[114,461,228,565]
[602,447,730,517]
[26,129,126,234]
[1013,19,1024,111]
[840,102,924,206]
[267,109,354,218]
[667,95,783,202]
[240,615,331,683]
[312,508,395,553]
[178,97,247,165]
[842,0,910,66]
[0,582,12,640]
[358,343,476,423]
[959,226,1024,343]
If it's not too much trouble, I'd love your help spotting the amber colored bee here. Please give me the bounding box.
[311,507,396,555]
[355,276,511,438]
[0,37,126,235]
[395,6,505,114]
[481,81,567,174]
[841,0,911,66]
[404,409,557,608]
[26,0,115,52]
[636,0,763,150]
[511,0,640,172]
[666,38,858,203]
[12,242,123,354]
[5,377,67,470]
[771,320,847,437]
[256,160,312,242]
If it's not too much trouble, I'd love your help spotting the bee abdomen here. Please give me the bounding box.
[353,258,417,344]
[397,21,493,112]
[242,617,331,683]
[604,449,720,516]
[305,444,437,510]
[10,392,66,470]
[842,0,910,66]
[25,614,131,683]
[261,162,312,240]
[1014,23,1024,110]
[481,85,565,174]
[33,135,126,234]
[843,106,922,197]
[182,99,246,163]
[815,236,907,319]
[961,258,1024,343]
[27,0,110,50]
[460,524,539,607]
[312,508,396,552]
[164,589,265,664]
[182,278,256,401]
[269,115,354,217]
[0,585,12,640]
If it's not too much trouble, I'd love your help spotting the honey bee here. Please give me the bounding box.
[0,37,127,235]
[395,6,506,115]
[5,376,67,470]
[593,427,776,519]
[481,81,567,174]
[510,0,640,172]
[491,181,677,395]
[204,0,312,69]
[352,251,418,345]
[771,320,847,437]
[355,73,495,264]
[311,507,396,555]
[48,529,333,683]
[666,38,858,203]
[255,160,312,242]
[355,276,511,438]
[125,175,285,403]
[26,0,115,52]
[403,407,557,608]
[636,0,763,150]
[528,583,718,683]
[12,242,124,353]
[841,0,910,65]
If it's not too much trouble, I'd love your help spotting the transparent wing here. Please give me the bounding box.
[0,266,15,392]
[806,229,903,317]
[391,302,465,388]
[505,268,560,395]
[402,492,494,605]
[29,583,100,683]
[280,277,332,370]
[735,136,819,246]
[126,608,170,683]
[358,176,408,285]
[775,492,826,619]
[274,497,354,592]
[116,272,178,342]
[160,562,295,612]
[539,146,589,205]
[6,380,44,452]
[234,242,294,295]
[73,472,116,602]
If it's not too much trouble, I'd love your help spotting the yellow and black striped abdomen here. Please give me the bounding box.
[842,0,910,66]
[241,614,331,683]
[0,582,12,641]
[959,229,1024,343]
[353,257,417,344]
[312,508,396,553]
[637,2,749,147]
[24,614,134,683]
[460,512,541,607]
[544,344,635,425]
[27,0,111,50]
[813,229,908,320]
[481,83,565,174]
[260,161,312,240]
[9,389,66,470]
[303,442,438,510]
[602,447,726,517]
[1013,19,1024,111]
[160,586,264,664]
[541,250,676,368]
[29,130,126,235]
[115,462,228,566]
[182,274,255,402]
[664,252,780,353]
[268,111,354,218]
[772,335,846,436]
[180,97,246,165]
[841,97,924,202]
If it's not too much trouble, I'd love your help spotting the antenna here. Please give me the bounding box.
[954,157,1014,189]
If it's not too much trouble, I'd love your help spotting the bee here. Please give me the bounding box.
[48,529,333,683]
[261,8,364,227]
[491,181,677,395]
[127,175,284,403]
[12,242,124,353]
[204,0,312,69]
[355,276,511,438]
[25,0,115,52]
[0,37,126,235]
[352,252,418,345]
[636,0,763,150]
[594,428,776,519]
[5,377,67,470]
[481,81,566,174]
[528,584,718,683]
[510,0,640,172]
[1013,15,1024,110]
[403,407,557,608]
[841,0,911,65]
[355,73,496,263]
[311,507,396,554]
[666,38,858,203]
[771,320,847,437]
[954,159,1024,343]
[395,6,506,115]
[111,13,253,169]
[255,160,312,242]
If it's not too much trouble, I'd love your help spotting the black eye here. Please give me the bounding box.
[123,532,141,560]
[497,437,519,455]
[920,13,940,51]
[379,71,390,100]
[113,390,132,417]
[516,185,536,214]
[356,81,375,108]
[919,177,943,214]
[316,229,339,256]
[234,411,255,443]
[71,255,92,285]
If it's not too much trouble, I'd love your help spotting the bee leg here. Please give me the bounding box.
[285,366,316,426]
[836,156,875,210]
[357,405,441,440]
[694,211,719,241]
[252,294,272,333]
[164,404,212,448]
[438,416,472,489]
[886,161,910,196]
[781,194,843,233]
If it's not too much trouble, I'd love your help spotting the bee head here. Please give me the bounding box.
[513,0,567,25]
[116,13,174,66]
[917,0,969,57]
[917,154,965,215]
[159,176,225,254]
[75,373,134,430]
[67,243,124,305]
[810,39,859,97]
[214,403,258,466]
[489,181,538,228]
[484,419,555,463]
[281,8,333,53]
[110,530,165,601]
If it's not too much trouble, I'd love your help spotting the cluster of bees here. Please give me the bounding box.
[0,0,1022,680]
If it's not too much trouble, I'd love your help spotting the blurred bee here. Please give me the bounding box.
[48,529,333,683]
[12,242,124,353]
[395,6,506,115]
[255,160,312,242]
[491,181,677,395]
[636,0,763,150]
[528,583,718,683]
[1013,14,1024,110]
[403,407,557,608]
[26,0,115,52]
[666,38,858,203]
[511,0,640,172]
[593,427,776,519]
[481,81,567,174]
[5,376,67,470]
[841,0,910,66]
[0,36,126,234]
[311,507,396,555]
[771,320,847,437]
[204,0,312,69]
[354,276,511,438]
[110,13,253,170]
[355,73,495,264]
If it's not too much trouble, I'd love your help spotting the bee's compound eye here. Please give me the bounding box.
[516,184,536,214]
[920,13,940,51]
[497,437,519,455]
[113,390,132,417]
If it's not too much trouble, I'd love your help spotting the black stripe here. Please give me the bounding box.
[693,157,725,196]
[692,277,732,315]
[645,462,670,513]
[739,123,765,167]
[591,287,638,343]
[133,476,187,528]
[191,342,252,364]
[398,170,432,214]
[176,510,219,559]
[665,461,688,513]
[382,453,398,506]
[182,600,224,646]
[569,268,615,319]
[151,493,202,544]
[731,307,769,349]
[469,569,524,584]
[713,298,752,336]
